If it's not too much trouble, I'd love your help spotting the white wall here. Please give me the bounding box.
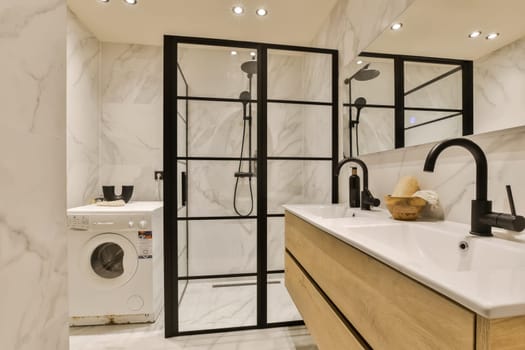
[0,1,68,349]
[67,9,101,208]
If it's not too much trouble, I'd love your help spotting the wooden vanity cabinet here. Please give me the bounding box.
[284,212,525,350]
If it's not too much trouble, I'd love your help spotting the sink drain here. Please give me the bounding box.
[458,241,469,251]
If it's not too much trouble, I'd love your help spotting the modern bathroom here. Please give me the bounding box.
[3,0,525,349]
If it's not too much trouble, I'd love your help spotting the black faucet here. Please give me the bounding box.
[423,138,525,236]
[336,157,380,210]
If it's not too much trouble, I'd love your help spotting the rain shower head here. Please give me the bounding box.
[344,63,381,83]
[355,68,380,81]
[241,60,258,78]
[239,90,251,104]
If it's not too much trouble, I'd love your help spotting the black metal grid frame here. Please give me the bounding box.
[176,63,190,304]
[342,51,473,152]
[164,35,339,337]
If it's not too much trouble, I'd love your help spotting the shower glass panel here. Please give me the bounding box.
[404,62,462,109]
[177,64,189,305]
[165,36,338,337]
[175,43,258,333]
[404,60,464,147]
[266,49,333,325]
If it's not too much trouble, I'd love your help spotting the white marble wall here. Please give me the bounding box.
[475,35,525,134]
[361,125,525,225]
[311,0,525,220]
[67,9,100,208]
[0,1,68,349]
[306,0,415,203]
[100,43,163,201]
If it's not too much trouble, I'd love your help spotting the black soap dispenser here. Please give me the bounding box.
[349,167,360,208]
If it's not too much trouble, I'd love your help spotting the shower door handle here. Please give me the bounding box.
[181,171,187,207]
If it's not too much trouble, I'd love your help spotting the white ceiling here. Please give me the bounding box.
[367,0,525,60]
[67,0,339,47]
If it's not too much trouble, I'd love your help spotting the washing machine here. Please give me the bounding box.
[67,201,163,326]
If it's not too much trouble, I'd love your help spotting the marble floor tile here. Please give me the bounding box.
[179,278,301,331]
[70,324,316,350]
[70,278,310,349]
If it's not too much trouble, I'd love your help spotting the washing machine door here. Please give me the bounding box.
[81,233,138,289]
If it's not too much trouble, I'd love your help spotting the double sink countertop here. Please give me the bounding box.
[284,204,525,319]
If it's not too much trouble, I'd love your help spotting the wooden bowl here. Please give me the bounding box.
[384,195,427,221]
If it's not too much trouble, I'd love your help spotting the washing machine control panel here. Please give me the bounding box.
[68,215,89,230]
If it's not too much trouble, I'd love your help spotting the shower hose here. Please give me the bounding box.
[233,114,254,217]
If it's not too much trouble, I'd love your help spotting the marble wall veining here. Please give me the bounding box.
[308,0,415,203]
[362,125,525,225]
[67,9,100,208]
[309,0,525,221]
[0,1,68,349]
[474,35,525,134]
[100,43,163,201]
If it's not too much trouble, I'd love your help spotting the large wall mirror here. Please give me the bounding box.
[343,0,525,156]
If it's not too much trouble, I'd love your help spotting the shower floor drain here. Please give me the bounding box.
[212,281,281,288]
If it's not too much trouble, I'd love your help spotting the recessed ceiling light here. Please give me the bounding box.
[468,31,482,38]
[231,50,238,56]
[390,22,403,31]
[232,6,244,15]
[124,0,137,4]
[356,60,364,65]
[98,0,109,3]
[256,8,268,16]
[486,32,499,40]
[250,52,256,57]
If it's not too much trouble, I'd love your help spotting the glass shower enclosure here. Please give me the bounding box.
[164,36,338,336]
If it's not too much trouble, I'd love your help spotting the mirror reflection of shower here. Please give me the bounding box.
[344,63,380,156]
[233,59,257,216]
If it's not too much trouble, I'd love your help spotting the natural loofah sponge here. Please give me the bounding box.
[392,176,420,197]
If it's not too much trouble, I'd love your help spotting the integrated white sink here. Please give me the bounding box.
[347,222,525,272]
[283,204,525,318]
[291,204,366,218]
[285,204,390,226]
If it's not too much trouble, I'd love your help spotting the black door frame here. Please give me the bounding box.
[164,35,338,337]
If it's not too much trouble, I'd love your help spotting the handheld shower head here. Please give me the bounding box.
[354,97,367,124]
[239,90,251,104]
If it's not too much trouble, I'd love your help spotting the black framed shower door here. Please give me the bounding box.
[164,35,339,337]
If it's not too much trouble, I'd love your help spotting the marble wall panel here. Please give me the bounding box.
[474,35,525,134]
[67,9,100,207]
[188,161,256,217]
[178,45,257,100]
[0,1,68,349]
[187,220,257,276]
[99,43,163,201]
[185,101,256,158]
[361,125,525,225]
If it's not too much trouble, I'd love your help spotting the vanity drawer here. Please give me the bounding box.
[285,252,368,350]
[285,212,475,350]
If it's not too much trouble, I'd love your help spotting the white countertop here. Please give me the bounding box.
[68,201,163,214]
[284,203,525,319]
